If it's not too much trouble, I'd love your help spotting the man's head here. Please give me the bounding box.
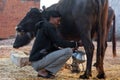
[48,10,61,27]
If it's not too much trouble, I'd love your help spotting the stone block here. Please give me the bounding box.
[10,50,31,67]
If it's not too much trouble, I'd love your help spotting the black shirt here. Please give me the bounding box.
[29,21,76,61]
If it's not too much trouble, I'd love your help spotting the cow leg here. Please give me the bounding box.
[96,4,108,79]
[79,31,94,79]
[96,35,108,79]
[96,41,106,79]
[93,41,107,67]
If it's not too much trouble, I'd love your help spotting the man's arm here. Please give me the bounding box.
[46,25,78,48]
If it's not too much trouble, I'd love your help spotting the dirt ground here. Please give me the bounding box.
[0,39,120,80]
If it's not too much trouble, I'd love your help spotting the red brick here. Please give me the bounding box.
[0,0,40,38]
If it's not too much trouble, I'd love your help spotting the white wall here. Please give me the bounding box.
[109,0,120,40]
[40,0,59,9]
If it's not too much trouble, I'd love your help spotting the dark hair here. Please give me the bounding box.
[49,10,61,17]
[45,10,61,20]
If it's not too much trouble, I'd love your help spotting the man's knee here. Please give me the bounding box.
[64,48,73,56]
[31,62,39,71]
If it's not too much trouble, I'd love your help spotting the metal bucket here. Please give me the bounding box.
[72,50,86,63]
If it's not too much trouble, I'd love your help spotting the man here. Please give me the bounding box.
[29,10,79,78]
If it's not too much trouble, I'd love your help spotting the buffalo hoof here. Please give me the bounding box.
[79,74,91,79]
[97,73,106,79]
[71,70,80,73]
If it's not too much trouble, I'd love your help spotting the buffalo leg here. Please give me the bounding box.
[96,40,106,79]
[79,30,94,79]
[93,41,107,67]
[96,0,108,78]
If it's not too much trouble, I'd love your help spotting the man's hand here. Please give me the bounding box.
[72,47,78,52]
[77,40,83,47]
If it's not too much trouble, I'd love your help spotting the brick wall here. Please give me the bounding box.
[0,0,40,39]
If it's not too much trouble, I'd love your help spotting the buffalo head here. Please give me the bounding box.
[13,8,42,48]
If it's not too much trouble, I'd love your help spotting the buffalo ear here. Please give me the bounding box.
[29,7,34,12]
[30,7,33,10]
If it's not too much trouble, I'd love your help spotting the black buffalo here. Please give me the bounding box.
[13,0,111,79]
[13,7,116,55]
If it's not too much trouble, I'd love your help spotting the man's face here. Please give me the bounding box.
[50,17,61,27]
